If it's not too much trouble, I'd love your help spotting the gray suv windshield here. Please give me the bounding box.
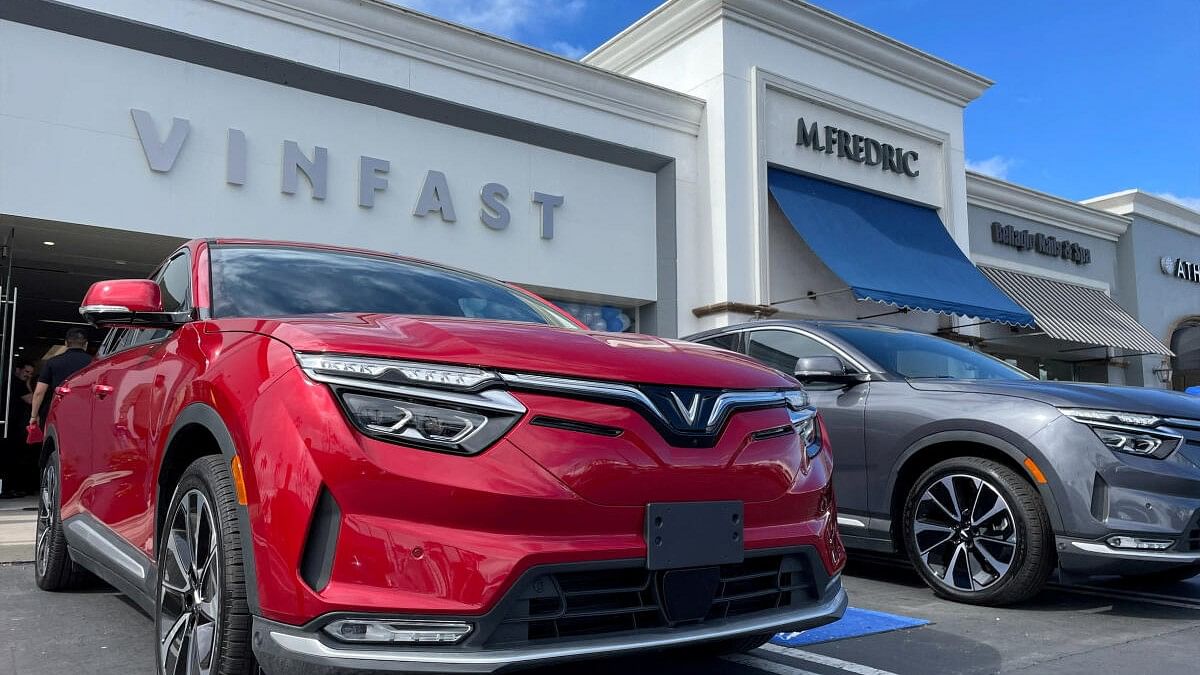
[825,326,1031,381]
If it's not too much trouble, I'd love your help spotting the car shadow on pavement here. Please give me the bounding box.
[1012,588,1200,620]
[843,554,927,588]
[805,627,1004,675]
[523,651,746,675]
[845,553,1200,613]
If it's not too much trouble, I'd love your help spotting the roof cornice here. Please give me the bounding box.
[966,172,1130,242]
[1081,190,1200,237]
[203,0,704,135]
[585,0,992,106]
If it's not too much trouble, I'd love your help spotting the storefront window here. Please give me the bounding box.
[1171,320,1200,390]
[547,299,637,333]
[988,352,1109,383]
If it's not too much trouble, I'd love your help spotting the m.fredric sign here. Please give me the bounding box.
[795,117,919,177]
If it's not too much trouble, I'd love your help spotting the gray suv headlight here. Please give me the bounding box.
[1060,408,1183,459]
[298,353,525,455]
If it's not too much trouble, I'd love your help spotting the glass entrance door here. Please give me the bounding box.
[1171,320,1200,391]
[0,229,19,440]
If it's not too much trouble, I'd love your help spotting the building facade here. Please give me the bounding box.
[964,174,1159,385]
[1084,191,1200,390]
[0,0,1196,389]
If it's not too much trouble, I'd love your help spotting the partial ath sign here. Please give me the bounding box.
[795,117,919,177]
[991,222,1092,265]
[1161,256,1200,283]
[129,109,565,239]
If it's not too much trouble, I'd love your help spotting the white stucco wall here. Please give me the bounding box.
[0,20,657,302]
[589,1,984,335]
[1,0,707,332]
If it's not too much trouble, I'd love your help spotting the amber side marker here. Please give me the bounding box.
[1023,457,1048,485]
[231,455,249,505]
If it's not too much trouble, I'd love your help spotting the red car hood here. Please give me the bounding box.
[213,313,793,389]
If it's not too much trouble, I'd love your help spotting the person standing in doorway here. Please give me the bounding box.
[0,359,35,497]
[29,328,93,431]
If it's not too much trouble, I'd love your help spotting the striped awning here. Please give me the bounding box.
[980,266,1172,355]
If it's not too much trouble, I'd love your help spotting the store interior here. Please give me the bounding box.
[0,215,181,363]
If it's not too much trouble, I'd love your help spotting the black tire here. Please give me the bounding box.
[902,457,1054,606]
[154,455,255,675]
[34,450,94,591]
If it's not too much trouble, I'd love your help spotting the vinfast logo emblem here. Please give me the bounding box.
[640,385,722,433]
[669,391,702,426]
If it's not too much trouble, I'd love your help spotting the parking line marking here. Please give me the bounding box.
[1052,583,1200,610]
[722,653,821,675]
[759,643,900,675]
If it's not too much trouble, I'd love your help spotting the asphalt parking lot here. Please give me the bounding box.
[2,553,1198,675]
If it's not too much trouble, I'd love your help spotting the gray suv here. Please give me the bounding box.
[686,320,1200,605]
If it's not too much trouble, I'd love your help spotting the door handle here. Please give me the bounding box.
[93,384,115,398]
[54,385,71,398]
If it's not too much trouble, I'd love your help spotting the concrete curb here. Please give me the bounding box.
[0,497,37,563]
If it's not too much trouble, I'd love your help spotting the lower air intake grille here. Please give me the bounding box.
[486,552,815,647]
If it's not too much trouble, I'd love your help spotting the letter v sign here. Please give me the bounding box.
[130,109,191,173]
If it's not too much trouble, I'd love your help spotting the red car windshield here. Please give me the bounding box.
[209,245,578,328]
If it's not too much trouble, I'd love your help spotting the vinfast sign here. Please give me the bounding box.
[991,222,1092,266]
[129,109,566,239]
[795,117,919,177]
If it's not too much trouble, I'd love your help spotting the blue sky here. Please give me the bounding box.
[393,0,1200,210]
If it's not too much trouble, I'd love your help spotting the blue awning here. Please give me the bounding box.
[768,168,1035,326]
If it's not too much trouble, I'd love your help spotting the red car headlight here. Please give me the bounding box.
[298,353,525,455]
[338,390,521,455]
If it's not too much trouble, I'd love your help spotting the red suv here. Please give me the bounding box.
[34,239,846,674]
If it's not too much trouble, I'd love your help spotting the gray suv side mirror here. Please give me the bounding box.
[794,356,869,385]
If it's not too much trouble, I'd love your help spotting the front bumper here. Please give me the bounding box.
[253,573,846,674]
[245,369,842,625]
[1056,536,1200,577]
[1029,416,1200,577]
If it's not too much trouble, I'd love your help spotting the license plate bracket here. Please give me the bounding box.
[644,501,744,570]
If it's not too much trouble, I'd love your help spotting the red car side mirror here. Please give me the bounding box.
[79,279,179,328]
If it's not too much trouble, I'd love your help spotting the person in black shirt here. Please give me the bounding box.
[0,359,35,497]
[9,358,34,425]
[29,328,93,429]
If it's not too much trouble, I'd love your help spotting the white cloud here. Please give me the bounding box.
[392,0,586,40]
[548,40,587,59]
[965,155,1017,180]
[1152,192,1200,213]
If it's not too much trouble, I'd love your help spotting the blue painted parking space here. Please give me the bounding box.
[772,607,929,647]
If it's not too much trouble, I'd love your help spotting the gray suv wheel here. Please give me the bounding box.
[903,457,1054,605]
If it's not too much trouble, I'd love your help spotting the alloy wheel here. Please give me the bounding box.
[35,463,56,578]
[912,473,1017,593]
[159,489,222,675]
